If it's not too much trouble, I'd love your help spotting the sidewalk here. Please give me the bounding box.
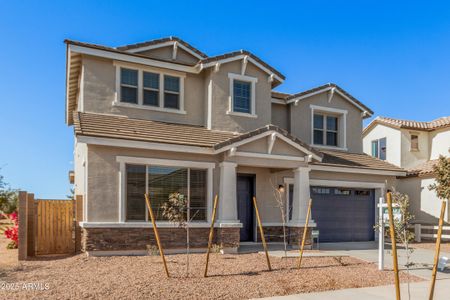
[258,279,450,300]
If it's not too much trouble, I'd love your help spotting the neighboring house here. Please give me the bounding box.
[65,36,405,255]
[363,116,450,224]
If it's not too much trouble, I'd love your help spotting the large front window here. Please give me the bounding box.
[125,164,207,221]
[313,113,338,146]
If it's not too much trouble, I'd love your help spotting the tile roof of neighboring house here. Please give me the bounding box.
[73,112,238,148]
[313,149,405,172]
[286,83,374,115]
[116,36,208,58]
[364,116,450,134]
[213,124,323,159]
[406,159,439,177]
[199,50,286,80]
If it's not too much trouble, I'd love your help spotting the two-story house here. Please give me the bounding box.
[363,116,450,225]
[66,37,405,256]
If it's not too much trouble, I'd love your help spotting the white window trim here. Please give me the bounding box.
[113,61,186,114]
[117,156,215,225]
[227,73,258,118]
[371,137,387,160]
[310,105,347,150]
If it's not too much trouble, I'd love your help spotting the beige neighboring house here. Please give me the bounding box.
[363,116,450,224]
[66,36,405,256]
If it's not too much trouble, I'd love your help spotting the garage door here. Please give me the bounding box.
[311,187,375,242]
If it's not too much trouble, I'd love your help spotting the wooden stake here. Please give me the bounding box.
[298,199,312,269]
[253,196,272,271]
[145,194,170,278]
[387,192,401,300]
[429,200,447,300]
[204,195,219,277]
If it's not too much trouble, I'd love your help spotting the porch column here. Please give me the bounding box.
[217,162,239,224]
[289,166,314,226]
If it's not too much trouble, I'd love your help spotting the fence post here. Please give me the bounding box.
[26,193,35,257]
[18,191,28,261]
[74,195,83,253]
[414,224,421,243]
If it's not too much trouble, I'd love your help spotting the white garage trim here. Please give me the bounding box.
[309,179,386,189]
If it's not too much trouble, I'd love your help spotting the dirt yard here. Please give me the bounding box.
[412,242,450,253]
[0,251,420,299]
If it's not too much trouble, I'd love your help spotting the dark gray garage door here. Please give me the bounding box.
[311,187,375,242]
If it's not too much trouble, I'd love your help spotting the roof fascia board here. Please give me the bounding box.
[201,54,284,83]
[126,40,205,60]
[310,164,406,176]
[69,44,197,73]
[215,130,322,161]
[76,135,214,154]
[287,86,372,116]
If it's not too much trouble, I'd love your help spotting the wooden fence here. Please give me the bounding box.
[18,191,83,260]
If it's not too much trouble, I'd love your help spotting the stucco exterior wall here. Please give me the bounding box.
[74,142,87,197]
[271,103,289,131]
[208,61,272,133]
[290,93,364,153]
[399,129,429,169]
[397,176,449,224]
[81,55,206,126]
[363,124,402,167]
[429,128,450,159]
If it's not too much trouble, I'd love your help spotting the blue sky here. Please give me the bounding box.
[1,1,449,198]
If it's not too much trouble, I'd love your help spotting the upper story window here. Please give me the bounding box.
[120,68,138,104]
[164,75,180,109]
[310,105,347,150]
[410,134,419,151]
[227,73,257,118]
[371,137,386,160]
[115,63,185,114]
[313,114,338,146]
[233,80,251,113]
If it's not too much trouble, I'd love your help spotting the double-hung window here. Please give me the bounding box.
[233,80,251,114]
[163,75,180,109]
[125,164,208,222]
[228,73,257,117]
[371,137,387,160]
[143,72,159,107]
[120,68,138,104]
[117,64,184,113]
[410,134,419,151]
[313,114,338,146]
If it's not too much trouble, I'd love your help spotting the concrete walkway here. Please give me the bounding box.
[258,279,450,300]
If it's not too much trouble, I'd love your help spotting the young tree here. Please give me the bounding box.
[161,192,198,277]
[429,155,450,201]
[270,177,289,259]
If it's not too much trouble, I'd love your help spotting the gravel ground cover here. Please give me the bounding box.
[412,242,450,253]
[0,252,421,299]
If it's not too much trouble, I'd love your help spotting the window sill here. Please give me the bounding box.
[312,144,348,151]
[226,111,258,118]
[112,101,187,115]
[410,148,420,152]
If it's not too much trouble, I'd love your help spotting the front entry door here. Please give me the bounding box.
[237,175,254,242]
